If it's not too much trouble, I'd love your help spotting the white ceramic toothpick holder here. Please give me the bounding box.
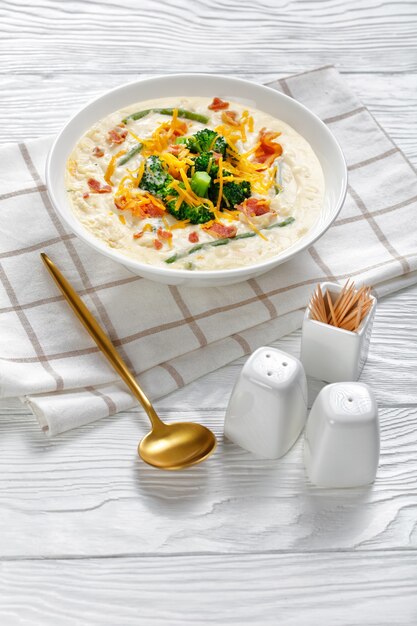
[224,347,308,459]
[300,282,377,383]
[304,382,380,488]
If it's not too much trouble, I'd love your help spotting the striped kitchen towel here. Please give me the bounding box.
[0,66,416,435]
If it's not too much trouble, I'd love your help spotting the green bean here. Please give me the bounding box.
[122,109,152,123]
[118,143,143,166]
[188,243,204,254]
[123,108,209,124]
[235,231,259,239]
[265,216,295,230]
[158,108,209,123]
[210,238,231,247]
[164,217,295,264]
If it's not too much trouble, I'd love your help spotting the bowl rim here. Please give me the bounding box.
[46,73,347,279]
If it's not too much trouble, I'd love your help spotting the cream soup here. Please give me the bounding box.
[66,96,324,270]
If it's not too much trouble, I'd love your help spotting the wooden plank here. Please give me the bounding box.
[0,552,416,625]
[0,0,416,74]
[0,402,416,558]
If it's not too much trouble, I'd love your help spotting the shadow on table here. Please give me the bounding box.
[134,429,376,544]
[132,457,212,515]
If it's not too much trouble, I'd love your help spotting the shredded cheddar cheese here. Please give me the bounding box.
[104,149,126,185]
[160,151,192,179]
[128,129,142,143]
[168,219,191,230]
[170,178,199,207]
[136,111,188,156]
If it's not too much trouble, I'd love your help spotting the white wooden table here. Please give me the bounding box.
[1,1,416,623]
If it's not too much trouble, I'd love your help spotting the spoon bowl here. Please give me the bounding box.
[139,422,217,470]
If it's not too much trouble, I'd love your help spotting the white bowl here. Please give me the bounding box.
[46,74,347,287]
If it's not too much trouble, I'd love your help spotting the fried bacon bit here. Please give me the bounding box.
[140,202,165,218]
[93,146,105,158]
[204,222,237,239]
[208,97,229,111]
[254,128,283,164]
[133,231,144,239]
[82,192,90,199]
[157,228,173,241]
[188,231,199,243]
[114,194,127,210]
[87,178,112,193]
[221,110,240,127]
[154,239,163,250]
[237,197,271,217]
[114,194,165,219]
[212,151,222,162]
[167,143,183,156]
[107,128,128,145]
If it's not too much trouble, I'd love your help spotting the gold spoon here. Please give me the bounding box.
[40,253,216,470]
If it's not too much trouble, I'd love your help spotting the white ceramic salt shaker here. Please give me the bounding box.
[304,382,380,488]
[300,282,377,383]
[224,347,308,458]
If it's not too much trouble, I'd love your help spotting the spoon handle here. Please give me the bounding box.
[40,253,162,430]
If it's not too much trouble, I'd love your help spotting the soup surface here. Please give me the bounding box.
[66,96,324,270]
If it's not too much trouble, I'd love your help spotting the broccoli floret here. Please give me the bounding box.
[186,129,216,153]
[186,129,228,157]
[193,152,219,178]
[222,181,251,208]
[209,180,251,209]
[140,155,172,199]
[166,197,214,224]
[193,152,210,171]
[213,135,227,157]
[182,204,214,224]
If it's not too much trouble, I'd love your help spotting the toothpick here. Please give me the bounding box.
[308,280,373,333]
[326,290,338,326]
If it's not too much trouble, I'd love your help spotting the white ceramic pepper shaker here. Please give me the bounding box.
[304,382,380,488]
[300,282,377,383]
[224,347,308,459]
